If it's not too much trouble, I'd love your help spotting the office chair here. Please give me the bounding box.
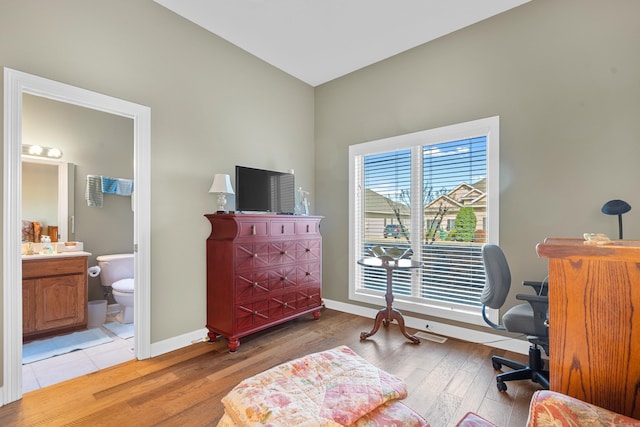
[480,244,550,392]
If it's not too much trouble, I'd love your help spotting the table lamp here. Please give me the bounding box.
[601,199,631,239]
[209,174,235,213]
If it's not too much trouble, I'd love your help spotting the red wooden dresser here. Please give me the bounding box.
[205,213,322,351]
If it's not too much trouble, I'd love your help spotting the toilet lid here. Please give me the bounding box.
[112,278,134,293]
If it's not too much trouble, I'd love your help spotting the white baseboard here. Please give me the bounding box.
[149,327,210,358]
[146,300,530,360]
[322,298,530,356]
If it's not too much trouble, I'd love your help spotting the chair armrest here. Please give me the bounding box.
[516,293,549,337]
[527,390,640,426]
[522,280,548,296]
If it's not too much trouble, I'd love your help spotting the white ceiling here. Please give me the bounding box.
[154,0,530,87]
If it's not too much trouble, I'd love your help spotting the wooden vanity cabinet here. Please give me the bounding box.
[22,256,88,341]
[205,214,323,352]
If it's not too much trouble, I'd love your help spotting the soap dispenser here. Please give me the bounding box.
[41,235,53,254]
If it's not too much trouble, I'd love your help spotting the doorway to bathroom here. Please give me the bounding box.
[3,67,151,404]
[21,94,136,392]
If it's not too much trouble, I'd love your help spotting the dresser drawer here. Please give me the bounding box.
[268,266,297,291]
[234,242,270,271]
[297,286,322,310]
[268,241,297,265]
[268,292,298,318]
[295,220,320,235]
[296,262,321,286]
[235,301,270,329]
[295,239,322,261]
[235,271,270,300]
[237,221,268,238]
[270,221,296,237]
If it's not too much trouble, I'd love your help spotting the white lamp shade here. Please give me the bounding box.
[209,174,235,194]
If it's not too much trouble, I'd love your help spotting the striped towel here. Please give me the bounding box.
[85,175,103,208]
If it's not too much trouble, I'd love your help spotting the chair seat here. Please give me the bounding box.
[503,303,541,337]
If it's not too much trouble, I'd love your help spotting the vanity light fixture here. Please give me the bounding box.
[209,173,235,213]
[22,144,63,159]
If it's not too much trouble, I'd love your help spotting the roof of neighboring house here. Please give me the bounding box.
[365,188,410,216]
[425,179,486,211]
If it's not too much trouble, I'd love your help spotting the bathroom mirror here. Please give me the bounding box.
[21,156,74,243]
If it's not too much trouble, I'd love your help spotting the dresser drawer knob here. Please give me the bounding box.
[253,282,258,287]
[253,253,258,258]
[281,276,287,281]
[306,224,310,233]
[283,303,288,308]
[253,310,258,316]
[305,248,311,253]
[281,250,288,255]
[306,271,311,276]
[281,225,285,233]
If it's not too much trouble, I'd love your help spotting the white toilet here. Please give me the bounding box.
[97,253,134,324]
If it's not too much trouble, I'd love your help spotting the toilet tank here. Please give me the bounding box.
[96,253,134,287]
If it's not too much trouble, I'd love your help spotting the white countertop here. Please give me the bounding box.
[22,251,92,260]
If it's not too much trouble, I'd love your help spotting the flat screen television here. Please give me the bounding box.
[235,166,295,214]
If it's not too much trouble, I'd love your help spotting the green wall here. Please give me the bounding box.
[315,0,640,319]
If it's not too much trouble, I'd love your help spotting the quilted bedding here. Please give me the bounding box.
[219,345,424,426]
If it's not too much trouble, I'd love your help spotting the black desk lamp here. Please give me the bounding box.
[601,199,631,239]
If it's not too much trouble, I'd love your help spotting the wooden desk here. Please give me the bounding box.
[537,238,640,418]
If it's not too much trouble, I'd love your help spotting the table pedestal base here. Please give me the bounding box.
[360,306,420,344]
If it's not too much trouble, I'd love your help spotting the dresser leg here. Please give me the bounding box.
[207,330,220,342]
[228,338,240,352]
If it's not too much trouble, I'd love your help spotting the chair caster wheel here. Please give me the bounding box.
[496,379,507,392]
[492,360,502,370]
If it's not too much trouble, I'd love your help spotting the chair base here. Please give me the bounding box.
[492,344,549,391]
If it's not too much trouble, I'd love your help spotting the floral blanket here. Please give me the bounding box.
[219,345,415,426]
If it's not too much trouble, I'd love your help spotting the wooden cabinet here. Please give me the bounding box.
[536,238,640,418]
[205,214,322,351]
[22,256,89,341]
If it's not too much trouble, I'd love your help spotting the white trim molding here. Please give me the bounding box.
[3,68,151,405]
[322,298,530,355]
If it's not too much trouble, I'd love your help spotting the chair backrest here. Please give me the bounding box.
[480,244,511,309]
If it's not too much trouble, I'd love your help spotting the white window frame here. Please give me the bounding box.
[348,116,500,326]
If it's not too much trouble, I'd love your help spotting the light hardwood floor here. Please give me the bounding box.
[0,308,543,426]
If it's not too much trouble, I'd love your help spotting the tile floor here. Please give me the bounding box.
[22,323,135,393]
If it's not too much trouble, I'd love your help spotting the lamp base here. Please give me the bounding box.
[216,193,227,213]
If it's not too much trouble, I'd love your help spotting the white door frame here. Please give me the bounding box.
[3,68,151,405]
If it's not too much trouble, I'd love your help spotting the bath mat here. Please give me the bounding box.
[103,322,134,339]
[23,328,113,364]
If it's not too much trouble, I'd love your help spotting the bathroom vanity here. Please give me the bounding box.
[22,252,91,341]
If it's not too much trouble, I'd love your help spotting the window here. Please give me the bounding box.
[349,117,499,325]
